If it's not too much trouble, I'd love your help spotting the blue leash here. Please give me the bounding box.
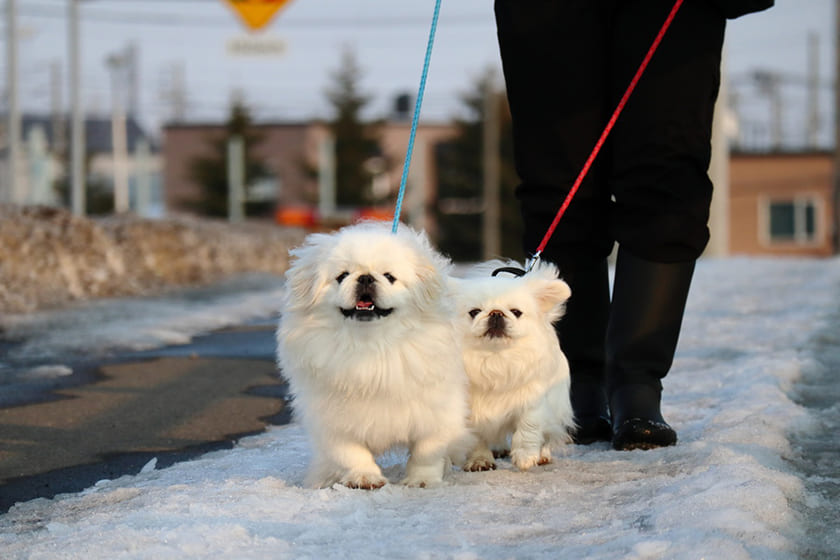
[391,0,442,234]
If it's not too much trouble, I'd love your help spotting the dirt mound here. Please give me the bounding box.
[0,205,304,313]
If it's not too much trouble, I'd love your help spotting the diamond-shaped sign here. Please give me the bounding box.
[224,0,293,31]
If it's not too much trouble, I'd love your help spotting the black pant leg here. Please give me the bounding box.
[608,0,727,263]
[494,0,615,259]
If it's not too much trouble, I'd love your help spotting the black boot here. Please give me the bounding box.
[606,248,695,451]
[550,254,612,444]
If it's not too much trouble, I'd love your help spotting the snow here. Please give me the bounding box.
[0,274,287,368]
[0,205,302,314]
[1,257,839,559]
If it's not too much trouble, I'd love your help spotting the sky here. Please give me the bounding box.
[1,255,839,558]
[1,0,836,148]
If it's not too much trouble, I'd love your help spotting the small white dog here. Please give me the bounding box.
[452,261,575,472]
[276,221,471,489]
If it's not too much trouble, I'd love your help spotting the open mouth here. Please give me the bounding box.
[340,293,393,321]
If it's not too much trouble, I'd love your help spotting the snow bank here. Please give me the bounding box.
[0,205,303,313]
[0,257,838,559]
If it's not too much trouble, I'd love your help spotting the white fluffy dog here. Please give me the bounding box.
[276,222,471,489]
[452,261,575,472]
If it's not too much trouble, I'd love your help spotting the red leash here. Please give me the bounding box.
[530,0,685,265]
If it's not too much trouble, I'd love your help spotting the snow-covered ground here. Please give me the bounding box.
[1,257,839,559]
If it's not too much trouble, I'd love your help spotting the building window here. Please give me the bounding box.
[764,198,819,244]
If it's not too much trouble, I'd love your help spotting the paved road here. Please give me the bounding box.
[0,323,289,512]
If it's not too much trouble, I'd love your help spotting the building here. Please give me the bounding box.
[162,120,458,234]
[729,151,836,257]
[162,118,839,258]
[0,114,162,215]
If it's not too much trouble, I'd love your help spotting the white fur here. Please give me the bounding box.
[452,261,576,472]
[276,221,472,489]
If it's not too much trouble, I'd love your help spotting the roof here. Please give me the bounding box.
[2,114,158,154]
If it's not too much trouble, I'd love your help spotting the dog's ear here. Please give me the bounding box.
[525,262,572,322]
[413,255,446,306]
[533,278,572,323]
[284,232,336,309]
[396,226,450,308]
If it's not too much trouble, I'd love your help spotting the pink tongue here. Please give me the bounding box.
[357,301,374,309]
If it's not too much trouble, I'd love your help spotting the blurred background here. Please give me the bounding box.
[1,0,837,262]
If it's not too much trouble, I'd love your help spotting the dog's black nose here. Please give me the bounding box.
[488,310,505,329]
[358,274,375,287]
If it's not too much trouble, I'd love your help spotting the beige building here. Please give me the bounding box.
[162,120,457,235]
[729,151,836,257]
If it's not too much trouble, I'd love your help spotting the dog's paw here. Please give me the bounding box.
[341,472,387,490]
[510,449,542,471]
[463,457,497,472]
[400,475,442,489]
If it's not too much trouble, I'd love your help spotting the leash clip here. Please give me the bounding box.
[525,252,542,273]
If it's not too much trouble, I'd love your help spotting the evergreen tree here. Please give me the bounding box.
[53,153,115,215]
[324,48,384,207]
[188,99,271,218]
[435,71,523,262]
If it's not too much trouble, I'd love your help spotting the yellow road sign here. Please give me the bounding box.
[224,0,293,31]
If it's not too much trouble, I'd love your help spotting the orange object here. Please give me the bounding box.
[224,0,293,31]
[275,206,317,227]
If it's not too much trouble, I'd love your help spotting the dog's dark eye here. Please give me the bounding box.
[511,309,523,318]
[383,273,396,284]
[468,308,481,319]
[336,271,349,284]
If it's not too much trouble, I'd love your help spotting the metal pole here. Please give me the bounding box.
[108,52,130,213]
[834,0,840,253]
[5,0,22,204]
[69,0,86,215]
[807,32,820,150]
[317,132,335,219]
[135,139,151,217]
[831,0,840,254]
[50,60,66,160]
[227,135,244,223]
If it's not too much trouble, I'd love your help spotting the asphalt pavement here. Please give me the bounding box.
[0,323,290,513]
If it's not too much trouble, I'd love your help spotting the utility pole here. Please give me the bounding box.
[317,132,336,220]
[50,61,66,160]
[68,0,86,216]
[834,0,840,253]
[126,42,139,118]
[754,71,783,150]
[107,50,130,213]
[227,135,245,223]
[807,32,820,150]
[5,0,22,204]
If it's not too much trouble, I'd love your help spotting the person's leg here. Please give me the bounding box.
[495,0,616,443]
[550,250,612,443]
[606,0,726,449]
